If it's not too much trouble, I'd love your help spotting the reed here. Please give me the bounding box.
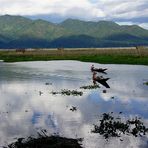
[0,47,148,65]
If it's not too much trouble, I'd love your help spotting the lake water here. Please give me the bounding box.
[0,60,148,148]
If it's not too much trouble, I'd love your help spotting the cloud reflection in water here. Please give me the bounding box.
[0,61,148,148]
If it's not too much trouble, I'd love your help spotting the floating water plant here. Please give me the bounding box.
[92,113,148,139]
[45,82,52,85]
[39,91,43,96]
[103,90,107,93]
[51,89,83,96]
[70,106,77,112]
[80,85,100,90]
[111,96,115,99]
[7,130,83,148]
[51,91,59,95]
[143,81,148,85]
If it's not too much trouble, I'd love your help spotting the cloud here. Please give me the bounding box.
[139,23,148,30]
[95,0,148,20]
[0,0,148,29]
[0,0,147,19]
[0,0,105,18]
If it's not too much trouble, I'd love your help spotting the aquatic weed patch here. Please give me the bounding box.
[80,85,100,90]
[92,113,148,139]
[51,89,83,96]
[70,106,77,112]
[7,133,83,148]
[143,81,148,85]
[51,85,100,97]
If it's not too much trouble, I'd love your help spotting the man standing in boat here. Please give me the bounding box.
[90,65,107,74]
[91,65,94,72]
[92,71,110,88]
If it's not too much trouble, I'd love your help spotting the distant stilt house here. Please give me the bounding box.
[16,48,26,53]
[57,48,64,51]
[57,48,64,55]
[136,46,144,56]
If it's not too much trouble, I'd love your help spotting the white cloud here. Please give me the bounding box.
[116,21,134,26]
[116,22,148,30]
[0,0,105,18]
[0,0,147,19]
[0,0,148,29]
[139,23,148,30]
[95,0,148,19]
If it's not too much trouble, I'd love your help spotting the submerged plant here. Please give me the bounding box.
[51,91,60,95]
[70,106,77,112]
[51,89,83,96]
[143,81,148,85]
[7,130,83,148]
[80,85,100,90]
[92,113,148,139]
[45,82,52,85]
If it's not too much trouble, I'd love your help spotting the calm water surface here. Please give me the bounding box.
[0,60,148,148]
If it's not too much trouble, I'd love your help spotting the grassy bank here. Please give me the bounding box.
[0,48,148,65]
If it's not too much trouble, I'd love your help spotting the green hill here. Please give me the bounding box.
[60,19,148,39]
[0,15,148,48]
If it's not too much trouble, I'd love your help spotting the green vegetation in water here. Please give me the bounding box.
[51,89,83,96]
[92,113,148,139]
[70,106,77,112]
[45,82,52,85]
[7,130,83,148]
[143,81,148,85]
[80,84,100,89]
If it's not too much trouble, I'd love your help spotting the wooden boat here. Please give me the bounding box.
[91,65,107,74]
[93,72,110,88]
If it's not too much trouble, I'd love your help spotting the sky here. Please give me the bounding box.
[0,0,148,29]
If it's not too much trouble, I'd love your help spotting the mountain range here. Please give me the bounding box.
[0,15,148,48]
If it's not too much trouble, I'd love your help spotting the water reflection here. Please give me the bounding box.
[0,61,148,148]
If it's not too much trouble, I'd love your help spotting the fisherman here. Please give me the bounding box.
[91,65,94,72]
[92,72,110,88]
[92,71,103,85]
[91,65,107,74]
[93,72,103,80]
[92,72,98,85]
